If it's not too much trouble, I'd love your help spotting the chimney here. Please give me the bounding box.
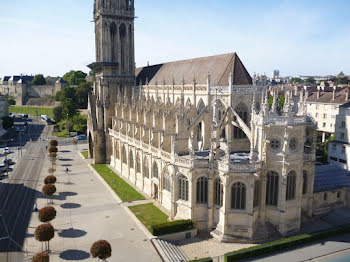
[317,86,320,99]
[333,86,336,100]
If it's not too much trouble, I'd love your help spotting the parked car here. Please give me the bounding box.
[75,134,87,141]
[4,147,10,154]
[0,164,8,172]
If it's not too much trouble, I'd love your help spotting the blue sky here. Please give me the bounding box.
[0,0,349,77]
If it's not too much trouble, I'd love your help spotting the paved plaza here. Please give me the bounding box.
[24,143,162,262]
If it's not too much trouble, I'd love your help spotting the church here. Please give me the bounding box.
[87,0,348,241]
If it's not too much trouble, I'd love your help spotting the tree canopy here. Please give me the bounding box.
[90,240,112,261]
[63,70,87,85]
[38,206,57,223]
[32,74,46,85]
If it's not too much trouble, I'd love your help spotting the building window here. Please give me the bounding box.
[129,150,134,169]
[330,157,338,161]
[332,144,337,152]
[286,171,296,200]
[143,158,149,178]
[231,182,246,209]
[342,121,346,128]
[270,139,281,151]
[323,114,327,119]
[266,171,279,206]
[214,178,223,207]
[136,153,141,173]
[341,133,345,139]
[337,191,341,198]
[179,175,189,201]
[303,171,307,195]
[316,113,319,118]
[342,147,346,153]
[122,146,127,164]
[196,177,208,204]
[289,138,298,151]
[163,173,171,192]
[115,142,120,159]
[339,159,347,164]
[253,180,260,207]
[234,103,248,139]
[153,162,159,179]
[324,193,328,201]
[323,123,326,128]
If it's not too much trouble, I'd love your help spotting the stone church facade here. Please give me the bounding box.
[88,0,339,241]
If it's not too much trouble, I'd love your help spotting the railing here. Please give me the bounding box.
[217,160,262,173]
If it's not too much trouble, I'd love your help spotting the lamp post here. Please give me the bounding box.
[67,113,69,139]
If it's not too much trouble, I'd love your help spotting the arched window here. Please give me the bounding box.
[286,170,296,200]
[196,177,208,204]
[122,145,127,164]
[110,22,117,62]
[153,162,159,179]
[115,141,119,159]
[231,182,246,209]
[266,171,279,206]
[129,150,134,169]
[302,170,307,195]
[214,178,223,207]
[234,103,248,139]
[136,153,141,173]
[197,99,205,114]
[163,173,171,192]
[253,180,260,207]
[143,158,149,178]
[119,23,127,71]
[179,175,189,201]
[324,193,328,201]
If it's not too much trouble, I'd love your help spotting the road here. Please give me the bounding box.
[0,119,50,261]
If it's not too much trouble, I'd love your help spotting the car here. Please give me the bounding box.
[0,164,7,172]
[4,147,10,154]
[75,134,87,141]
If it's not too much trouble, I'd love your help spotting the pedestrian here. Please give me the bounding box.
[33,203,38,212]
[66,167,69,174]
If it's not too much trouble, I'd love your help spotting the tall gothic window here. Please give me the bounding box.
[179,175,189,201]
[122,145,127,164]
[266,171,279,206]
[163,173,171,192]
[143,158,149,178]
[196,177,208,204]
[231,182,246,209]
[115,141,119,159]
[253,180,260,208]
[153,162,159,179]
[214,178,223,207]
[286,170,296,200]
[119,23,127,72]
[129,150,134,169]
[234,103,248,139]
[110,22,117,62]
[303,170,307,195]
[136,153,141,173]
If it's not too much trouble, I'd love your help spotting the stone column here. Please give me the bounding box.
[259,175,267,220]
[207,175,215,230]
[278,175,287,234]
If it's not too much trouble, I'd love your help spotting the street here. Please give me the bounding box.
[0,118,50,261]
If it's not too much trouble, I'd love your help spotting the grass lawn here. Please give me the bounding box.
[129,203,169,233]
[10,106,54,119]
[92,164,145,202]
[81,151,89,159]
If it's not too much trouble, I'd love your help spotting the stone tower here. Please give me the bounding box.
[87,0,135,163]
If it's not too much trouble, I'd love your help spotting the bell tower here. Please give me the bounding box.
[88,0,135,164]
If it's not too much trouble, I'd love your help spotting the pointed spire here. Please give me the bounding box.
[270,91,278,115]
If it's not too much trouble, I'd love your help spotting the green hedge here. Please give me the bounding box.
[189,258,212,262]
[225,225,350,262]
[151,219,193,236]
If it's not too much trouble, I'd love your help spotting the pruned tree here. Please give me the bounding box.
[48,146,58,153]
[44,175,57,185]
[38,206,57,223]
[50,140,58,147]
[90,240,112,262]
[42,184,57,204]
[34,224,55,252]
[48,168,56,174]
[32,251,49,262]
[73,139,78,145]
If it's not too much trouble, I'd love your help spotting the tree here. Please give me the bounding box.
[63,70,87,85]
[53,106,63,123]
[32,252,49,262]
[32,74,46,85]
[2,116,14,129]
[48,168,56,174]
[42,184,56,204]
[38,206,57,223]
[90,240,112,261]
[34,224,54,252]
[7,96,16,105]
[54,91,62,102]
[291,77,303,84]
[336,77,349,85]
[76,82,93,109]
[44,175,57,184]
[48,146,58,153]
[49,140,58,147]
[62,98,78,118]
[71,114,87,134]
[305,77,316,85]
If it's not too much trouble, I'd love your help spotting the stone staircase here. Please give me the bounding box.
[151,238,188,262]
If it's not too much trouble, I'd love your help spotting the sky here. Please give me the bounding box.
[0,0,349,78]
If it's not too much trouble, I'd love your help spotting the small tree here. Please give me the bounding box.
[90,240,112,261]
[52,106,63,123]
[48,168,56,174]
[32,74,46,85]
[38,206,57,223]
[34,224,54,252]
[42,184,56,204]
[50,140,58,147]
[48,146,58,153]
[44,175,57,184]
[32,252,49,262]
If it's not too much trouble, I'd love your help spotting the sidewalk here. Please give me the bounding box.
[24,143,162,262]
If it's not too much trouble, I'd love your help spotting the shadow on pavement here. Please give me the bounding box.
[61,164,72,167]
[59,192,78,197]
[59,158,73,162]
[58,228,87,238]
[60,203,81,209]
[59,250,90,260]
[60,150,71,153]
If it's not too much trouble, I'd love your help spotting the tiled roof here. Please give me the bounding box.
[135,53,252,86]
[314,164,350,192]
[307,91,349,104]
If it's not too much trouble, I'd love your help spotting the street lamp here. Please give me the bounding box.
[67,113,69,139]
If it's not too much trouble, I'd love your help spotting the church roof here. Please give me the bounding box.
[314,164,350,193]
[135,53,252,86]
